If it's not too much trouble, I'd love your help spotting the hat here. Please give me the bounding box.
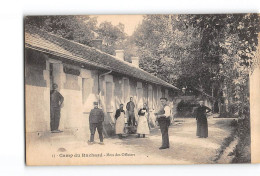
[53,83,58,88]
[93,101,98,105]
[160,97,168,101]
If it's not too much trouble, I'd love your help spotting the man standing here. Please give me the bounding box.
[50,83,64,133]
[126,97,136,126]
[155,98,171,149]
[89,102,104,145]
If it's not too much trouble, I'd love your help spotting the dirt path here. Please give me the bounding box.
[27,117,235,165]
[105,117,235,164]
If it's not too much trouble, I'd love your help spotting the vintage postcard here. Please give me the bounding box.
[24,14,260,165]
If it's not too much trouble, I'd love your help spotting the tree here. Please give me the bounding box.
[131,15,207,90]
[131,14,259,116]
[25,15,128,56]
[217,14,259,116]
[25,15,98,46]
[96,21,127,55]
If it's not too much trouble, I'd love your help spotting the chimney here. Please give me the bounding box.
[115,50,124,61]
[131,57,139,68]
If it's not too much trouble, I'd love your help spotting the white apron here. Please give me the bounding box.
[137,113,150,134]
[115,113,125,134]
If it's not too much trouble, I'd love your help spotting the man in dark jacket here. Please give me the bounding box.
[89,102,104,145]
[50,83,64,133]
[126,97,135,126]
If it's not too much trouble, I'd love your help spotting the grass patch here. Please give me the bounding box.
[213,128,236,162]
[213,117,251,163]
[232,118,251,163]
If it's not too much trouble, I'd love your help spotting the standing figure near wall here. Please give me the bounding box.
[137,103,150,138]
[50,83,64,133]
[168,100,174,125]
[195,100,211,138]
[115,104,125,139]
[126,97,136,127]
[88,102,105,145]
[155,98,171,150]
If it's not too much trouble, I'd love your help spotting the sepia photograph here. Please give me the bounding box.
[24,14,260,165]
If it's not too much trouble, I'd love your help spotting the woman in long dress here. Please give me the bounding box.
[137,103,150,138]
[115,104,125,139]
[196,100,211,138]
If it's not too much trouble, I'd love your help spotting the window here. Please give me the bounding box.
[64,74,80,90]
[161,88,165,98]
[137,82,143,107]
[123,78,129,103]
[82,78,91,104]
[148,85,153,109]
[153,86,158,109]
[165,89,169,99]
[106,82,113,111]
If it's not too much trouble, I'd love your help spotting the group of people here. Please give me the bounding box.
[50,83,212,150]
[114,97,150,139]
[87,97,212,149]
[86,96,172,149]
[87,97,174,150]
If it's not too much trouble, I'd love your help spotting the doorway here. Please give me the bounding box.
[49,62,63,132]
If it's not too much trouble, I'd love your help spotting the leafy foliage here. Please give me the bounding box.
[25,14,259,116]
[25,16,98,46]
[131,14,259,116]
[25,15,127,55]
[96,21,127,55]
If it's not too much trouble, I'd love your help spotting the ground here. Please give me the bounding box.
[26,117,235,165]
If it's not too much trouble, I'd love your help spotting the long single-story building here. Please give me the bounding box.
[25,25,179,142]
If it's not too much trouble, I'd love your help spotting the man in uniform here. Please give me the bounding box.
[89,102,105,145]
[50,83,64,133]
[126,97,136,126]
[155,97,171,149]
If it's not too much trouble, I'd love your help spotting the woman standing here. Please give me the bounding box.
[196,100,211,138]
[137,103,150,138]
[115,104,125,139]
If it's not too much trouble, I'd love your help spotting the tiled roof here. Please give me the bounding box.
[25,25,179,90]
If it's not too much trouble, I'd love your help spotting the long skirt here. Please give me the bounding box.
[137,115,150,135]
[115,114,125,134]
[196,118,208,138]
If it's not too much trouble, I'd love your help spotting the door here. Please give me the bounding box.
[49,62,63,131]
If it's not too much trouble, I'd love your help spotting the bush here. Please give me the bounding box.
[232,117,251,163]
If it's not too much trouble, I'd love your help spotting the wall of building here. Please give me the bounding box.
[99,73,176,133]
[25,49,177,139]
[25,49,100,141]
[25,49,50,133]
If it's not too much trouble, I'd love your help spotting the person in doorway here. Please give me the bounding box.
[195,100,211,138]
[137,103,150,138]
[50,83,64,133]
[115,104,126,139]
[89,102,105,145]
[155,98,171,150]
[126,97,136,126]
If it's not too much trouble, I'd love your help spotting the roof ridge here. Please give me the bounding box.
[25,25,179,90]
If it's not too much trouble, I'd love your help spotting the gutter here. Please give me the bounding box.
[99,70,113,78]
